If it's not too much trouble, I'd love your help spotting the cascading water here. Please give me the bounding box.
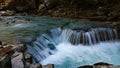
[59,28,118,45]
[27,27,120,68]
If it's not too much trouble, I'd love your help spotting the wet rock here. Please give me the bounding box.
[78,62,120,68]
[0,46,13,57]
[78,65,93,68]
[0,10,15,16]
[93,62,113,68]
[29,63,42,68]
[0,16,16,24]
[0,55,12,68]
[12,44,24,52]
[11,52,24,68]
[25,53,32,63]
[43,64,54,68]
[0,16,33,24]
[93,62,113,67]
[48,44,56,50]
[0,43,25,68]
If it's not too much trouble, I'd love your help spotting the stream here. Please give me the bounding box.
[0,16,120,68]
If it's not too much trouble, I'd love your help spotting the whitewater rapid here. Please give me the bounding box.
[41,41,120,68]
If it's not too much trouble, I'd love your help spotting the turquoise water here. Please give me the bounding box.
[0,16,100,43]
[0,16,120,68]
[41,42,120,68]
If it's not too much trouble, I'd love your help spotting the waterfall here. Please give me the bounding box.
[59,28,118,45]
[26,28,62,62]
[26,27,119,67]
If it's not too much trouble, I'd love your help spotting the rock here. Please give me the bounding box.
[107,11,119,21]
[0,10,15,16]
[0,41,2,45]
[93,62,113,68]
[0,55,12,68]
[38,4,45,11]
[43,64,54,68]
[78,65,93,68]
[78,62,120,68]
[42,0,58,9]
[29,63,42,68]
[25,53,32,63]
[11,52,24,68]
[0,46,13,57]
[112,66,120,68]
[48,44,56,50]
[12,44,24,52]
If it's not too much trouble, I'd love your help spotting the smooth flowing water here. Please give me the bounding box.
[0,16,97,43]
[0,16,120,68]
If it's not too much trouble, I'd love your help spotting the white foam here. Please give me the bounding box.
[41,41,120,67]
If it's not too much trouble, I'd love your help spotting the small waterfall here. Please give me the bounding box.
[26,28,61,63]
[26,27,118,64]
[59,28,118,45]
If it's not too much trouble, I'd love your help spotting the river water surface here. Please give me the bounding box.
[0,16,120,68]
